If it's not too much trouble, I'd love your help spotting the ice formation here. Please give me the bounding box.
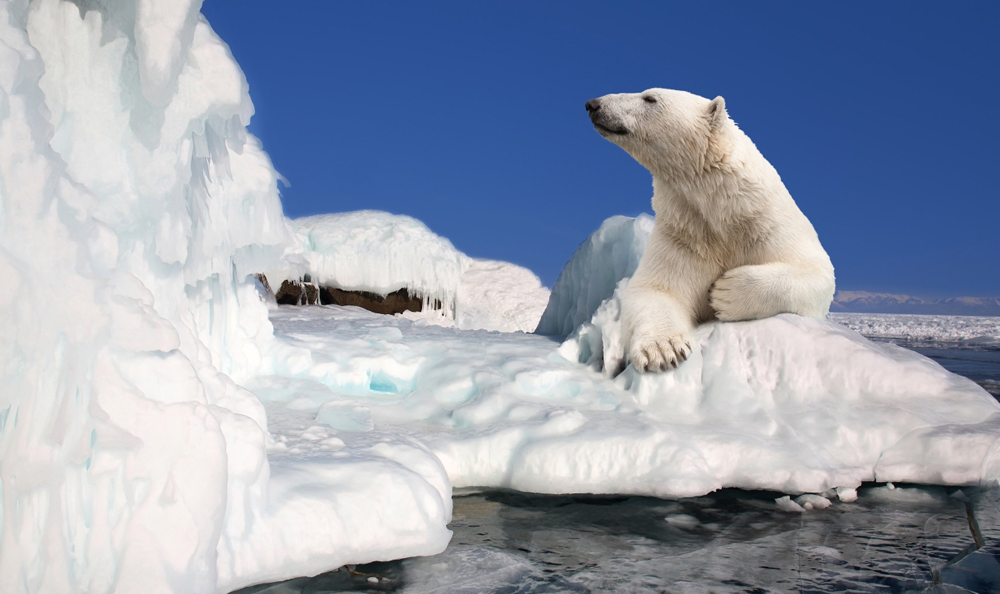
[0,2,449,592]
[274,211,549,333]
[267,307,1000,504]
[290,211,467,311]
[535,214,653,337]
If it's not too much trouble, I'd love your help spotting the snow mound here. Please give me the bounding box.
[284,210,548,333]
[293,211,467,312]
[535,214,654,337]
[456,259,551,332]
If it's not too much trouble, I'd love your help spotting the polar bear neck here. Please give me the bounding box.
[649,149,783,260]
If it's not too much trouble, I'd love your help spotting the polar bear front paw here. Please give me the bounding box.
[629,335,692,372]
[710,268,768,322]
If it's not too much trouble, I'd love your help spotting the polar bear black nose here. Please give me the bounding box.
[585,99,601,113]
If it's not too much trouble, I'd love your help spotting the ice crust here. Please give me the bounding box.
[276,210,549,333]
[2,2,999,593]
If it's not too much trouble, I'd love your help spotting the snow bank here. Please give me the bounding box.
[455,259,550,332]
[284,211,549,333]
[0,3,449,593]
[535,214,654,337]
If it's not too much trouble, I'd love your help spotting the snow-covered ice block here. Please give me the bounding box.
[281,210,549,333]
[535,214,653,338]
[292,211,468,312]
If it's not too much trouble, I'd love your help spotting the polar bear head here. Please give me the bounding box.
[586,88,731,175]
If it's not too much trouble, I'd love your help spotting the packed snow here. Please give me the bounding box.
[2,1,999,594]
[270,211,549,333]
[830,312,1000,347]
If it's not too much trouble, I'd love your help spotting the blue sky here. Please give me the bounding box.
[203,1,999,296]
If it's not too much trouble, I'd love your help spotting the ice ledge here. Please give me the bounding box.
[430,314,1000,499]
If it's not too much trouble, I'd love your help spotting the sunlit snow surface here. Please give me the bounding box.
[239,305,1000,592]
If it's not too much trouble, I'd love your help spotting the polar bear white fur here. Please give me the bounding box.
[586,88,835,372]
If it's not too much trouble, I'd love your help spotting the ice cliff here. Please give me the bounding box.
[0,0,327,591]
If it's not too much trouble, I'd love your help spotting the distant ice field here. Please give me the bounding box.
[829,312,1000,347]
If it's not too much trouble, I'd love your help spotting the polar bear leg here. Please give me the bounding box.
[709,262,834,321]
[621,285,694,372]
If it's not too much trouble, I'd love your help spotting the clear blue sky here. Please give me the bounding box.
[202,1,999,296]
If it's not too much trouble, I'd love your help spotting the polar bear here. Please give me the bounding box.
[586,88,835,372]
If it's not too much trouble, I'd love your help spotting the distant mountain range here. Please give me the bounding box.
[831,291,1000,316]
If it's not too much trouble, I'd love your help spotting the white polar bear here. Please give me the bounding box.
[586,88,835,372]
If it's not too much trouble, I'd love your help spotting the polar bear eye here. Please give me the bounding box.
[642,95,658,104]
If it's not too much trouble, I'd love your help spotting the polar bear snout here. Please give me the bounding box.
[587,97,628,136]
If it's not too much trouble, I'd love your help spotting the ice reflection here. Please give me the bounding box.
[236,485,1000,593]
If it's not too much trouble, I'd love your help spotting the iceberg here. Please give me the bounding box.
[0,2,450,592]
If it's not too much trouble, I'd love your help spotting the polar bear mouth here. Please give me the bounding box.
[594,122,628,136]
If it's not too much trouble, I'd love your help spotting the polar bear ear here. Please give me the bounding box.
[707,96,727,129]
